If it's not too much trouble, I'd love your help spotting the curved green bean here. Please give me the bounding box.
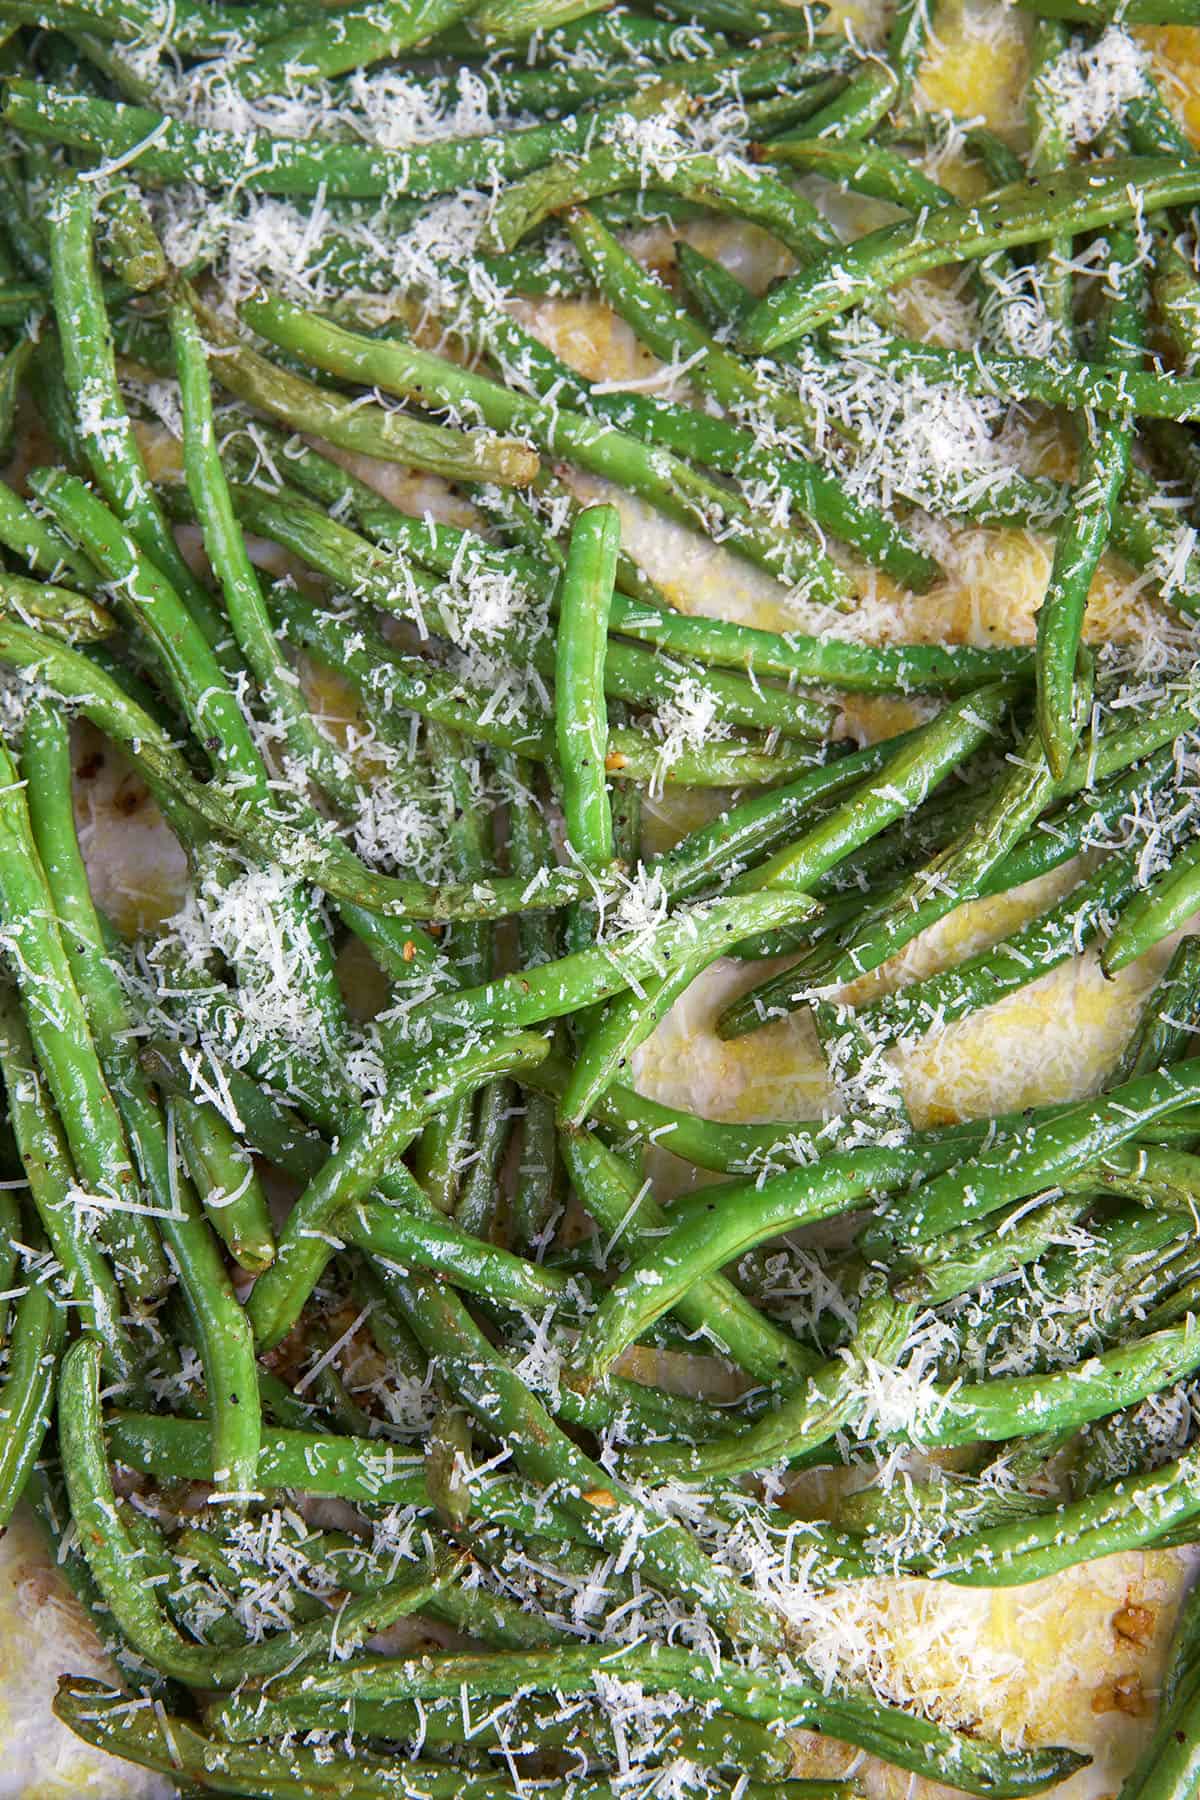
[741,158,1200,351]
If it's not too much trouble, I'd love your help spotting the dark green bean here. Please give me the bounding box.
[741,158,1200,351]
[258,1640,1084,1795]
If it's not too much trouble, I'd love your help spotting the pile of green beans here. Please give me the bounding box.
[3,0,1200,1795]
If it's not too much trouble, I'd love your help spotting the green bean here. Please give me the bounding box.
[1016,0,1200,19]
[1113,935,1200,1082]
[680,248,1116,532]
[1027,18,1075,358]
[106,1406,441,1505]
[0,733,168,1301]
[825,320,1200,422]
[225,0,483,98]
[915,1320,1200,1451]
[173,343,448,981]
[389,889,820,1051]
[502,762,564,1253]
[454,1070,518,1240]
[462,7,735,61]
[561,1121,817,1380]
[46,179,224,645]
[96,183,165,292]
[58,1678,792,1800]
[812,997,910,1127]
[234,446,946,695]
[228,426,548,584]
[234,480,810,739]
[111,1505,257,1652]
[5,79,670,203]
[247,1028,550,1349]
[831,1452,1059,1548]
[409,724,497,1216]
[31,471,355,1069]
[227,476,533,625]
[613,639,837,738]
[143,1043,328,1177]
[555,502,619,887]
[240,290,853,600]
[346,1196,578,1315]
[569,1139,970,1378]
[898,1192,1089,1309]
[786,58,898,140]
[8,35,1200,1774]
[265,574,549,751]
[0,1190,17,1353]
[32,468,265,791]
[22,700,263,1494]
[757,135,952,208]
[452,0,609,44]
[651,0,810,32]
[0,335,30,465]
[731,681,1014,895]
[0,478,98,591]
[475,38,848,116]
[719,728,1185,1034]
[169,295,360,810]
[66,1686,328,1786]
[560,946,717,1128]
[1144,419,1200,503]
[650,735,912,902]
[0,983,133,1375]
[568,1052,1200,1374]
[1114,1577,1200,1800]
[64,27,155,98]
[2,0,321,50]
[1037,237,1137,777]
[277,572,819,794]
[170,1092,275,1275]
[265,551,825,782]
[646,1302,1200,1477]
[208,1686,807,1778]
[483,136,838,262]
[929,1435,1200,1585]
[1104,838,1200,973]
[948,1204,1200,1365]
[176,1512,568,1654]
[1153,225,1200,374]
[0,283,50,327]
[0,156,49,285]
[877,1057,1200,1251]
[190,295,537,488]
[795,701,1086,993]
[137,976,1200,1186]
[740,158,1200,351]
[1109,474,1200,616]
[561,209,844,501]
[0,1252,62,1529]
[0,572,111,642]
[887,0,934,101]
[258,1638,1084,1795]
